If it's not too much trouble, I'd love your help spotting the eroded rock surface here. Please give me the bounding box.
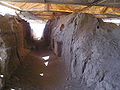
[48,13,120,90]
[0,15,30,89]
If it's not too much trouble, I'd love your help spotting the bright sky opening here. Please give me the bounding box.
[0,4,16,15]
[103,19,120,24]
[30,22,46,40]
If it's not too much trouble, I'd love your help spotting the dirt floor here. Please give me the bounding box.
[5,47,67,90]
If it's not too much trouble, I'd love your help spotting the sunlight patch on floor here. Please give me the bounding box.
[11,88,15,90]
[44,61,49,66]
[0,74,4,78]
[40,73,44,76]
[0,57,2,60]
[42,56,50,60]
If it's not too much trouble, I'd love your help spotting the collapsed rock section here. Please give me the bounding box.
[0,15,30,89]
[48,13,120,90]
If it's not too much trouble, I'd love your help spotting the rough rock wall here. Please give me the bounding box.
[48,13,120,90]
[22,20,33,49]
[0,15,30,89]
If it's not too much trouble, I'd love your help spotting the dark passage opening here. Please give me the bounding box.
[57,42,62,57]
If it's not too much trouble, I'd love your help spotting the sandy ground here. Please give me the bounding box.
[5,48,67,90]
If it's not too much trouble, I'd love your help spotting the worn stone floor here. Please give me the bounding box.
[5,48,67,90]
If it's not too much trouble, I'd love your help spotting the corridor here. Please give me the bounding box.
[5,47,67,90]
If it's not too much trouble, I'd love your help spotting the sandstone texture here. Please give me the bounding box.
[0,15,30,89]
[48,13,120,90]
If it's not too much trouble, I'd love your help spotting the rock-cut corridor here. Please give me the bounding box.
[1,13,120,90]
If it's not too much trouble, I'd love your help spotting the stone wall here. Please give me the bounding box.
[48,13,120,90]
[0,15,30,89]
